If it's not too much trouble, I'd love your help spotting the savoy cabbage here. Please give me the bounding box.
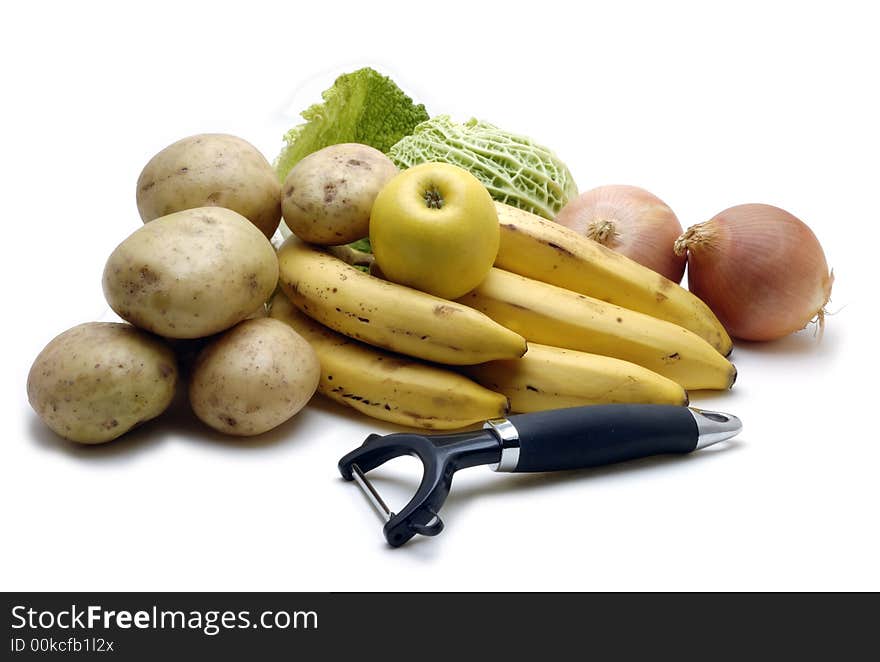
[388,116,577,219]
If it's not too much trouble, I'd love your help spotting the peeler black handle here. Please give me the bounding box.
[506,404,701,472]
[339,404,741,546]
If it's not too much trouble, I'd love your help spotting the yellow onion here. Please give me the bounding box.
[555,185,686,282]
[674,204,833,341]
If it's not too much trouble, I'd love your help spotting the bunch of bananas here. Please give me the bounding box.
[270,202,735,429]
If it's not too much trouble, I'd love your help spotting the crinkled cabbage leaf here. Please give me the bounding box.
[388,116,577,219]
[275,68,429,181]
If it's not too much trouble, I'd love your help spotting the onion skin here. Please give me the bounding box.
[555,185,686,282]
[674,204,833,341]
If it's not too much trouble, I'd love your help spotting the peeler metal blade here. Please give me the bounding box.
[350,463,393,523]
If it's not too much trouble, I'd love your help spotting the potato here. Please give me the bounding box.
[27,323,178,444]
[189,318,319,436]
[137,133,282,238]
[103,207,278,339]
[281,143,398,244]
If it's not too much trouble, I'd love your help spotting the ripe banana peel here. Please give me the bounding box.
[276,237,526,365]
[463,343,688,413]
[457,268,736,391]
[493,202,733,355]
[270,293,509,429]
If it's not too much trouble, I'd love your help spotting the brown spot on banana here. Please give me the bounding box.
[433,305,459,317]
[546,242,575,257]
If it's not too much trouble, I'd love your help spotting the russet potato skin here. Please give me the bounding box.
[188,318,320,436]
[281,143,398,245]
[102,207,278,339]
[27,323,178,444]
[136,133,282,238]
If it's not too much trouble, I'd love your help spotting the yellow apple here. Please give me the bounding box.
[369,162,499,299]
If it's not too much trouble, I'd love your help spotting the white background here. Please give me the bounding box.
[2,0,878,591]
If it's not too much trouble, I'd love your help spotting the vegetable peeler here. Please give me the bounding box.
[338,404,742,547]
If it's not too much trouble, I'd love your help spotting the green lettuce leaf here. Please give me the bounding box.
[388,116,577,219]
[347,237,372,253]
[275,68,429,181]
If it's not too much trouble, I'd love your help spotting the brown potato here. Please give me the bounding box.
[27,323,178,444]
[281,143,397,244]
[189,318,319,436]
[137,133,281,238]
[102,207,278,339]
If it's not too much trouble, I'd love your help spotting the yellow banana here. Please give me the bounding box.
[270,292,509,429]
[277,237,526,365]
[463,343,688,413]
[457,268,736,390]
[493,202,733,355]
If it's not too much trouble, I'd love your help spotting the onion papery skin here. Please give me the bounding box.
[555,185,686,282]
[675,204,833,342]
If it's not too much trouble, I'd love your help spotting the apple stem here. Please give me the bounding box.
[423,186,444,210]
